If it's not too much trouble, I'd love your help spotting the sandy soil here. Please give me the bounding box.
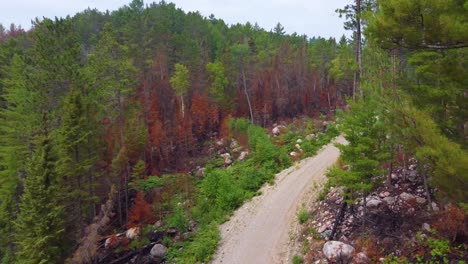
[211,136,346,264]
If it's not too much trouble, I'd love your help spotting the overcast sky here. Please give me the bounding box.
[0,0,350,39]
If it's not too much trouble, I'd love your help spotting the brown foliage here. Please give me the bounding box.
[432,206,467,242]
[127,192,155,228]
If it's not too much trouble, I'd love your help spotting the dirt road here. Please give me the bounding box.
[211,136,346,264]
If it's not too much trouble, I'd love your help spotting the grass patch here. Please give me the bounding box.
[297,207,309,224]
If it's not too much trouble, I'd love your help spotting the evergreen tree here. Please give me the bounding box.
[15,114,65,264]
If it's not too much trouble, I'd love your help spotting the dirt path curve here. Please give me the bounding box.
[211,136,346,264]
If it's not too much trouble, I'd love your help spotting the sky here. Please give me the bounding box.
[0,0,350,39]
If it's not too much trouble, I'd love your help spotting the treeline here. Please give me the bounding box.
[0,0,353,262]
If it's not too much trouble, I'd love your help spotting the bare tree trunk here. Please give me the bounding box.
[242,67,254,124]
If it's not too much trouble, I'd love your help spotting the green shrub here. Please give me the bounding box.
[297,207,309,224]
[171,223,221,263]
[292,255,303,264]
[166,202,189,232]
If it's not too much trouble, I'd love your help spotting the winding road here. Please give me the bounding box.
[211,136,346,264]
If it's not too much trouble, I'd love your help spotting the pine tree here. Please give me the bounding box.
[0,54,39,262]
[15,114,66,264]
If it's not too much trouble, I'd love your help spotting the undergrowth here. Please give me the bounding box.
[136,118,338,263]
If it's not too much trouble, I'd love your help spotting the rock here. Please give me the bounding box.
[318,225,328,233]
[296,138,303,143]
[431,202,439,211]
[238,151,249,161]
[422,223,431,232]
[320,230,332,240]
[290,151,300,157]
[224,158,233,166]
[216,140,224,146]
[383,196,396,205]
[220,153,231,159]
[195,167,205,178]
[154,220,163,228]
[416,197,426,204]
[323,241,355,261]
[232,147,242,153]
[409,164,417,170]
[379,191,390,198]
[305,134,315,141]
[400,192,415,201]
[150,244,167,259]
[230,139,239,149]
[295,144,302,151]
[366,198,382,208]
[391,173,398,180]
[125,227,140,240]
[272,126,280,135]
[355,252,370,264]
[272,125,286,136]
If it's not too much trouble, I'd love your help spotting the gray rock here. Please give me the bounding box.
[320,230,332,240]
[323,241,355,261]
[431,202,440,211]
[383,196,396,205]
[318,225,328,233]
[238,151,249,161]
[391,173,399,180]
[366,198,382,208]
[379,191,390,198]
[400,192,415,201]
[150,244,167,258]
[422,223,431,232]
[355,252,370,264]
[305,134,315,141]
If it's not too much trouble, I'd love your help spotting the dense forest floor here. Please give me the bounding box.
[296,159,467,264]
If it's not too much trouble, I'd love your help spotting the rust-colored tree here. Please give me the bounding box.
[127,192,155,228]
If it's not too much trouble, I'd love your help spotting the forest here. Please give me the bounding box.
[0,0,466,263]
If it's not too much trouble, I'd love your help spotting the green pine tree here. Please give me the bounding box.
[15,115,66,264]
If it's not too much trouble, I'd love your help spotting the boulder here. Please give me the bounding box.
[296,138,303,143]
[366,198,382,208]
[272,125,286,136]
[224,158,233,166]
[379,191,390,198]
[431,202,440,211]
[422,223,431,232]
[195,167,205,178]
[238,151,249,161]
[305,134,316,141]
[272,126,280,135]
[125,227,140,240]
[400,192,415,201]
[290,151,300,157]
[150,244,167,259]
[355,252,370,264]
[323,241,355,261]
[383,196,396,205]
